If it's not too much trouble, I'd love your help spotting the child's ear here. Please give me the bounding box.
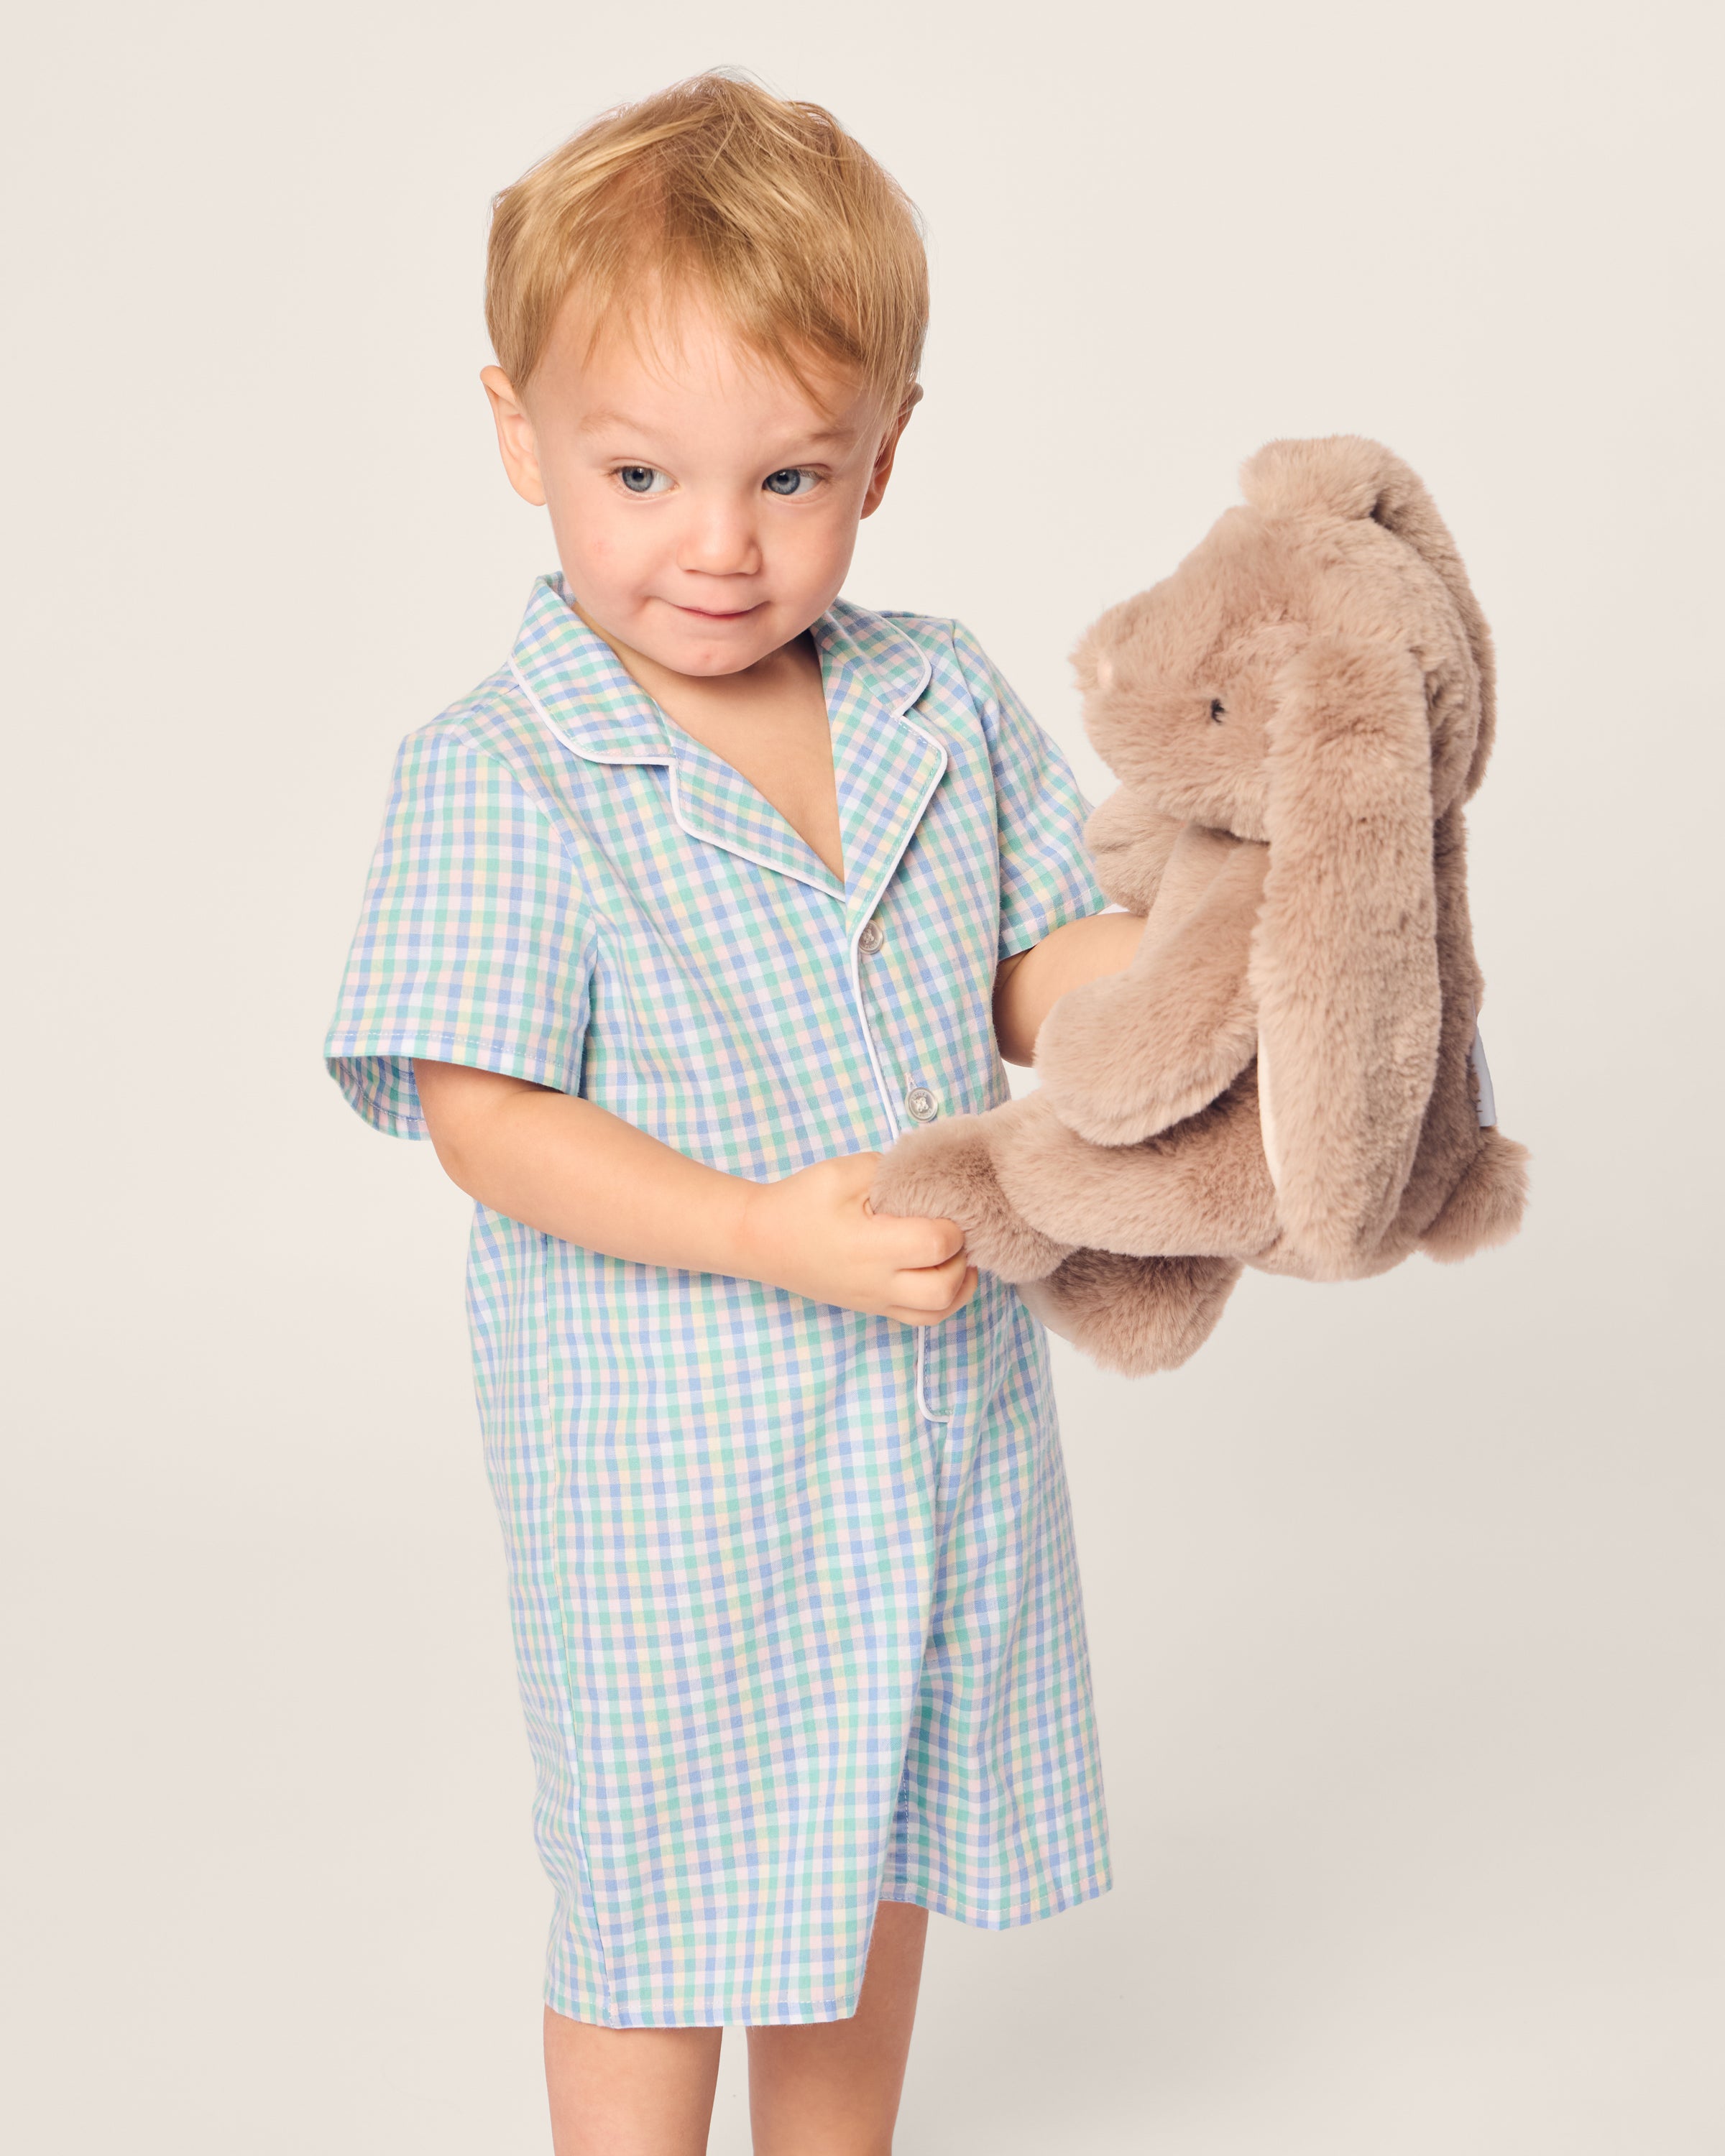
[861,385,921,517]
[480,365,547,508]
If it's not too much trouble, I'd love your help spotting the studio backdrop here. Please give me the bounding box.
[4,2,1721,2150]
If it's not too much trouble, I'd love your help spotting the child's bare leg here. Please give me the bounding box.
[746,1901,929,2155]
[543,2013,722,2156]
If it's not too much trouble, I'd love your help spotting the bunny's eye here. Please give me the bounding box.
[1209,699,1225,722]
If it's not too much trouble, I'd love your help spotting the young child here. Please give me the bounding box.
[325,73,1144,2156]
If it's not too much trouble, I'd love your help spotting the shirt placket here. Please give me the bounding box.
[850,903,952,1428]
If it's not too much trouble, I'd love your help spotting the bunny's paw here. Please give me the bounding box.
[870,1114,1071,1282]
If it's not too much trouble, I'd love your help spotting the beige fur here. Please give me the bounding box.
[871,436,1529,1374]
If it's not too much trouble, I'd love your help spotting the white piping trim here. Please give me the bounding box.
[847,917,949,1427]
[843,693,952,1426]
[665,760,841,901]
[512,658,842,900]
[510,657,663,768]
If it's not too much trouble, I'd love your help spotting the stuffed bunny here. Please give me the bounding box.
[870,436,1529,1375]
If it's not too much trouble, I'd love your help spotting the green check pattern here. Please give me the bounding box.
[325,576,1111,2026]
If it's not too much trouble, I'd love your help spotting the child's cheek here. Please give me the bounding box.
[783,508,843,584]
[579,525,630,582]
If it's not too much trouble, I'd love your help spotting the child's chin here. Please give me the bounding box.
[661,619,783,673]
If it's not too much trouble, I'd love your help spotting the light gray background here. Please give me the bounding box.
[5,2,1721,2150]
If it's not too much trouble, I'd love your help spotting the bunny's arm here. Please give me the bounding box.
[1034,828,1267,1146]
[992,793,1185,1064]
[993,911,1148,1066]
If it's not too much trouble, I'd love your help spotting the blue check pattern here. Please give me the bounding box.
[325,575,1111,2026]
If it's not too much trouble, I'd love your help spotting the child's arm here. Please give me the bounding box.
[993,912,1147,1065]
[413,1059,978,1325]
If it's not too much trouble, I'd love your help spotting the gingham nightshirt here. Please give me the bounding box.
[325,573,1111,2027]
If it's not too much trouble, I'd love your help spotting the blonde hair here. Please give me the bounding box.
[484,73,928,410]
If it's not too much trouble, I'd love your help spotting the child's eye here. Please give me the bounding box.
[615,465,671,495]
[762,467,819,498]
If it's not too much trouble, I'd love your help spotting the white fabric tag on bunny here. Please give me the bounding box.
[1469,1024,1497,1128]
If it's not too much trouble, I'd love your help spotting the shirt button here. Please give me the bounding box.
[905,1085,939,1123]
[858,918,886,956]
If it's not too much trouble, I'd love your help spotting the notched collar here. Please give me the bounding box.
[510,575,672,764]
[509,575,943,912]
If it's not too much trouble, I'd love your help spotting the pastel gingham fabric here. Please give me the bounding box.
[326,574,1111,2026]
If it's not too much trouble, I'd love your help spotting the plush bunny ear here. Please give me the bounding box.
[1242,436,1498,798]
[1250,633,1443,1276]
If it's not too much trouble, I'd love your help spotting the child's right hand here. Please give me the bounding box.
[738,1153,978,1325]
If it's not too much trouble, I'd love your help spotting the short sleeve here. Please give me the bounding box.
[949,622,1109,960]
[323,727,597,1139]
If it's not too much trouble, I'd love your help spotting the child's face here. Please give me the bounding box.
[483,293,911,679]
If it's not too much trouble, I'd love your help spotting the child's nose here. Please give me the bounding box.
[676,497,763,577]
